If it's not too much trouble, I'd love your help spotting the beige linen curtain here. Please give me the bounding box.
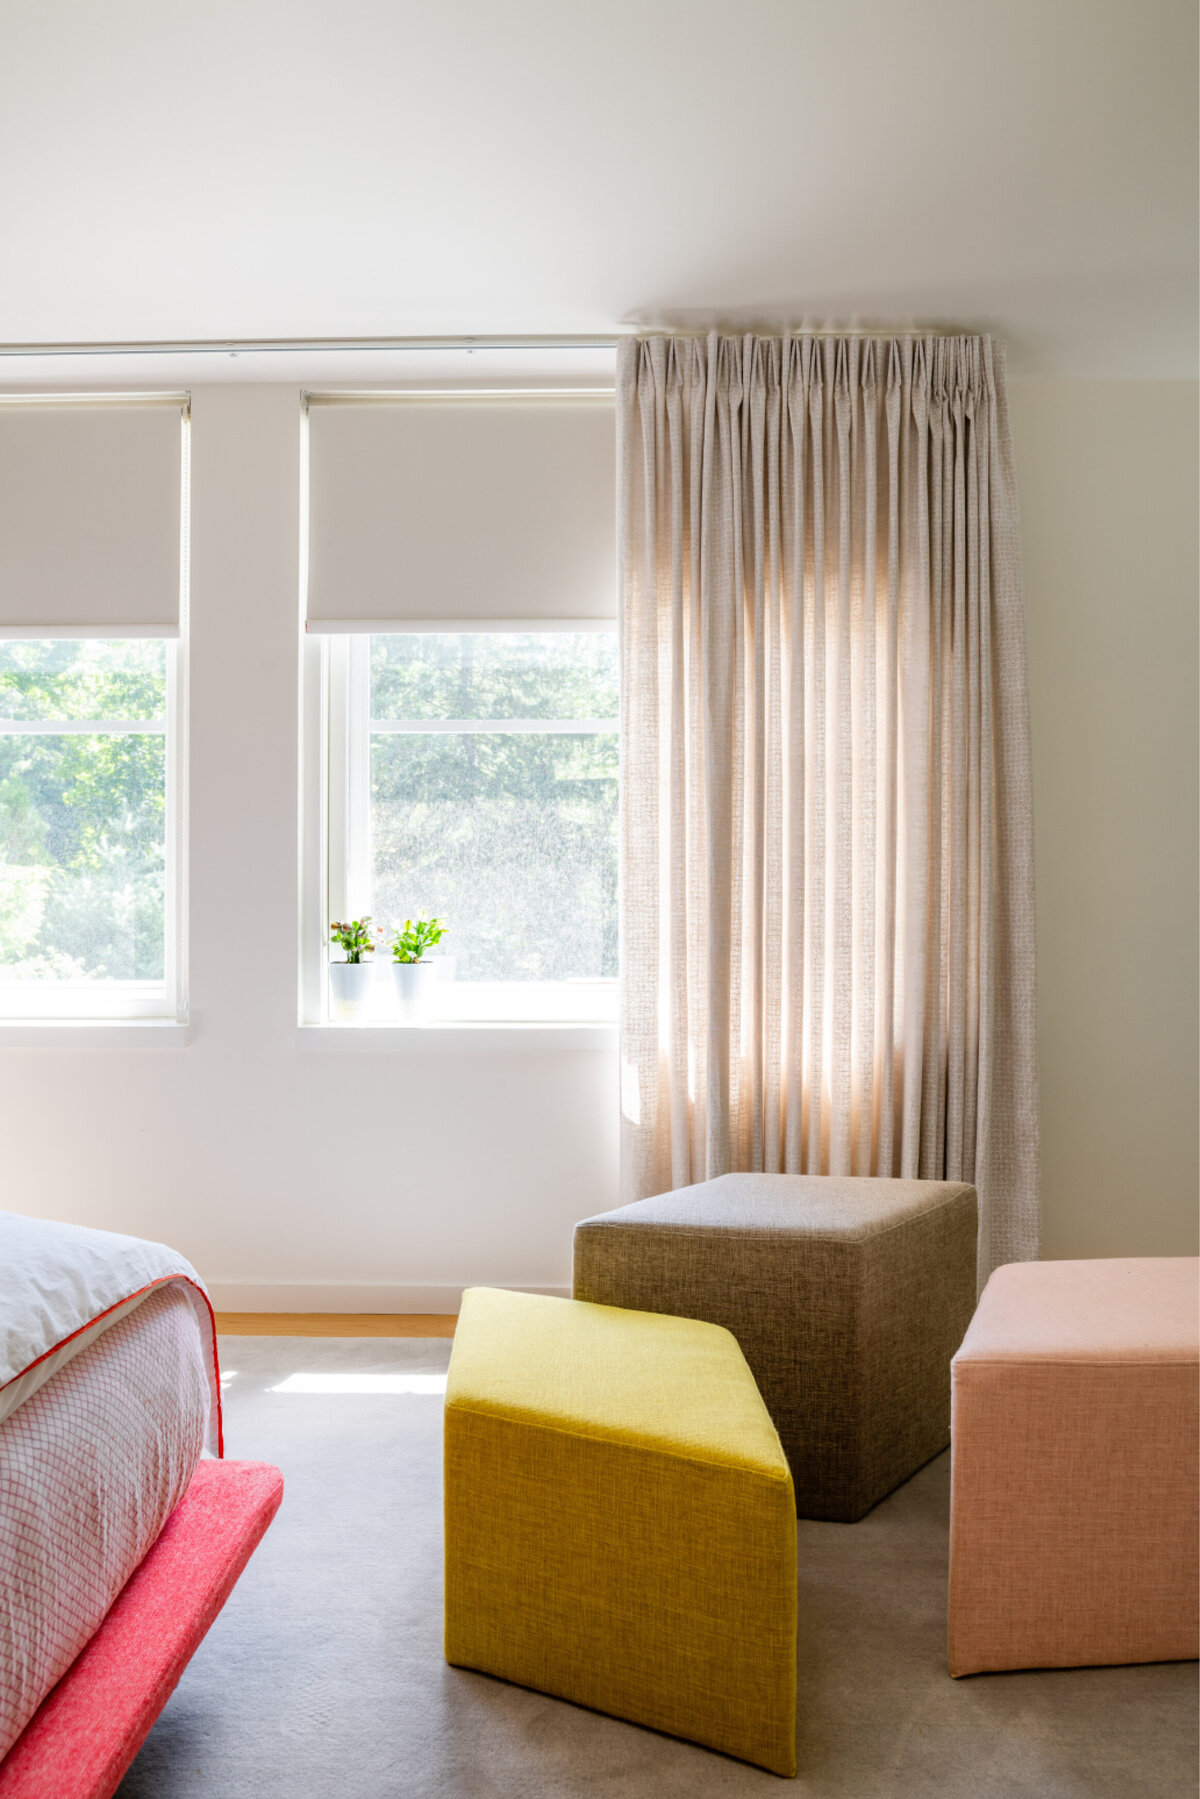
[618,333,1038,1278]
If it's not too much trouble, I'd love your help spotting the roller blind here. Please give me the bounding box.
[305,395,616,630]
[0,398,186,637]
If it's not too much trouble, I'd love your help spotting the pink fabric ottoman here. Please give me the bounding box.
[948,1257,1199,1677]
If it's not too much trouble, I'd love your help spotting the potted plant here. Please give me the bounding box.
[389,913,447,1023]
[328,917,382,1021]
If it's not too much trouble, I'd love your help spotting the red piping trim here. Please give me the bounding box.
[0,1275,225,1458]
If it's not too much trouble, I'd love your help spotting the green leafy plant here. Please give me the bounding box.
[390,913,447,964]
[330,917,381,963]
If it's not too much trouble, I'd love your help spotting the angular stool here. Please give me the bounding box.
[443,1287,797,1776]
[574,1174,977,1521]
[949,1257,1200,1676]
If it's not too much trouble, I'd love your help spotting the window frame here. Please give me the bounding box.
[0,634,187,1022]
[303,625,620,1028]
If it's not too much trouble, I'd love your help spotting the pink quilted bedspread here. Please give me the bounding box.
[0,1284,212,1759]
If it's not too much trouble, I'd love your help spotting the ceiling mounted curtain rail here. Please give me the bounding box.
[0,328,980,359]
[0,391,189,406]
[0,337,624,359]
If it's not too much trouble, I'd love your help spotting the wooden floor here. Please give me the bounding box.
[214,1313,457,1338]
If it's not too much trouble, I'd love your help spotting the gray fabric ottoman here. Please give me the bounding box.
[573,1174,978,1521]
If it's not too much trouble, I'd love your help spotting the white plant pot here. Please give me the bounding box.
[329,960,375,1022]
[390,960,438,1023]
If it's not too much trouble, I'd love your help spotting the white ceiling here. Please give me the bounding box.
[0,0,1195,378]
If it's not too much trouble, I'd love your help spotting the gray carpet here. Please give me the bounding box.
[116,1336,1197,1798]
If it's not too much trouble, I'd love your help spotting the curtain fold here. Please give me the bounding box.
[618,333,1038,1280]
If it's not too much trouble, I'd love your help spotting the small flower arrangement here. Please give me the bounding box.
[330,918,383,964]
[390,913,447,964]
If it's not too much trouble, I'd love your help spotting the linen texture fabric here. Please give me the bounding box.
[443,1288,797,1777]
[574,1172,977,1521]
[618,333,1038,1285]
[948,1257,1200,1676]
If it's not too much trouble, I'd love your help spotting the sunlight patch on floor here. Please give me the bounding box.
[268,1372,448,1395]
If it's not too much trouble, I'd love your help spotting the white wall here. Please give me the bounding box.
[0,378,1193,1304]
[1011,379,1199,1260]
[0,384,619,1308]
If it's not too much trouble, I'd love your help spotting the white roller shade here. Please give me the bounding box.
[0,399,186,638]
[306,395,615,630]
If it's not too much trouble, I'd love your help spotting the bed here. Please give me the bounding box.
[0,1211,282,1799]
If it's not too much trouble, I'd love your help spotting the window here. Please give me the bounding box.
[0,638,182,1019]
[320,631,618,1023]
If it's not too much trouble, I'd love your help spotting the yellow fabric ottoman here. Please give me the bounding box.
[444,1287,797,1777]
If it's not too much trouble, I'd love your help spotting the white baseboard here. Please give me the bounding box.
[206,1280,571,1314]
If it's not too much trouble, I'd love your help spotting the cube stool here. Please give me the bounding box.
[948,1257,1200,1676]
[443,1287,797,1777]
[573,1174,978,1521]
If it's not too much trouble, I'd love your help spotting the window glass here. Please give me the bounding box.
[0,639,165,722]
[0,640,167,981]
[369,634,617,983]
[370,631,618,722]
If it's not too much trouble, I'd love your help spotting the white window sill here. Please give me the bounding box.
[0,1019,190,1048]
[296,1022,618,1052]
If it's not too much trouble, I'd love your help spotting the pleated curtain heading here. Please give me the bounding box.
[618,333,1038,1280]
